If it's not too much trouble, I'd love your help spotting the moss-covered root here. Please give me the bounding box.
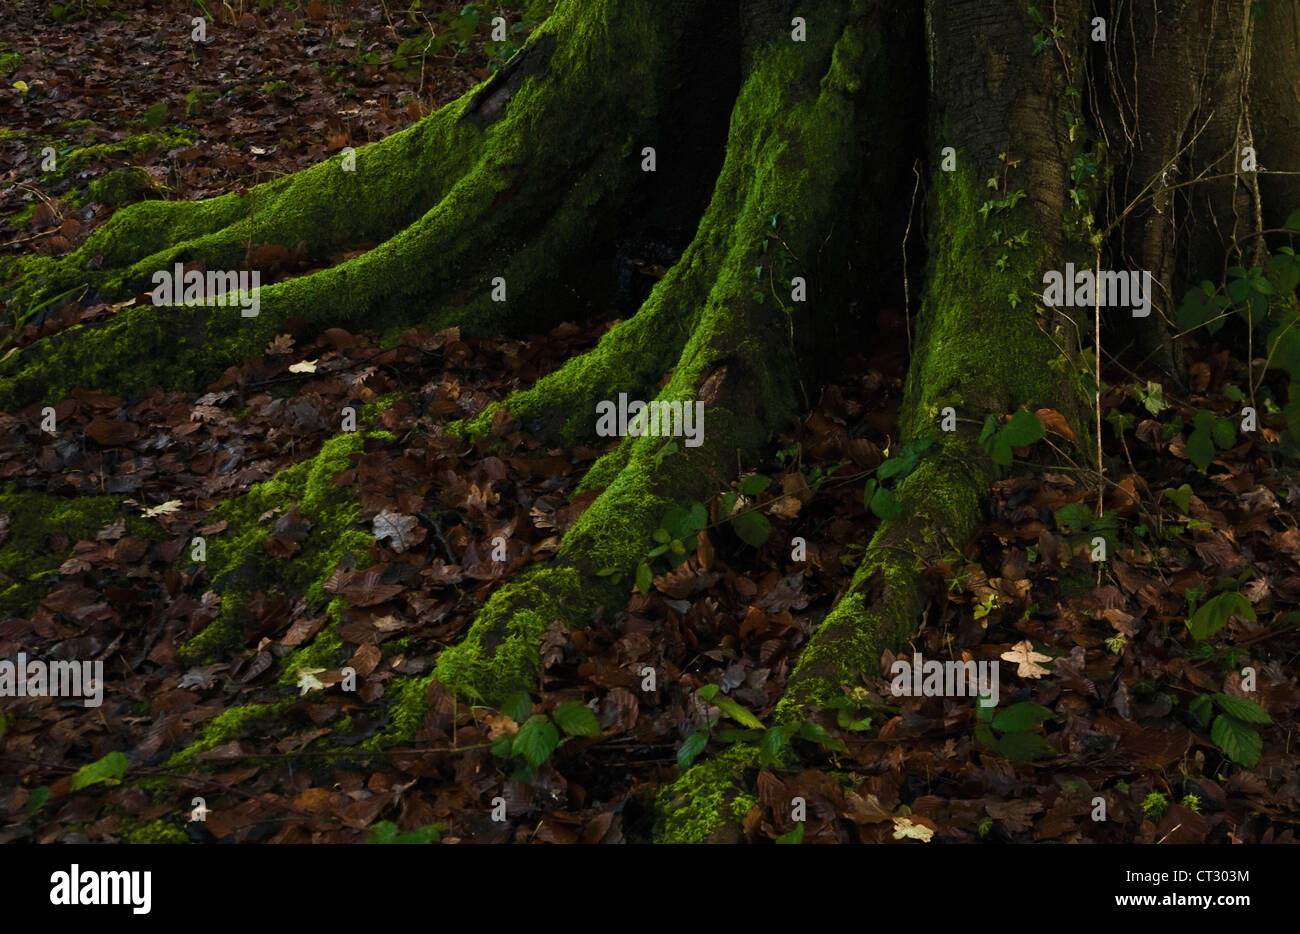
[776,444,991,717]
[0,0,709,410]
[435,1,896,704]
[654,746,758,844]
[177,431,386,665]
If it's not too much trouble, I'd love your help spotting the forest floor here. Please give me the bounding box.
[2,0,1299,844]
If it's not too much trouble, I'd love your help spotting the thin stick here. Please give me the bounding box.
[1095,247,1103,518]
[902,160,921,356]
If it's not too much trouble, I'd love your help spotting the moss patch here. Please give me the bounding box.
[0,484,159,618]
[180,432,377,662]
[654,745,756,844]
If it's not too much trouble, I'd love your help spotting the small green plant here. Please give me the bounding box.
[1142,790,1169,822]
[974,700,1057,761]
[1186,588,1255,642]
[70,751,129,790]
[1176,223,1300,453]
[366,820,441,843]
[863,437,933,519]
[1027,4,1065,54]
[1188,692,1271,769]
[1185,408,1238,472]
[979,408,1044,467]
[633,501,708,593]
[488,692,601,780]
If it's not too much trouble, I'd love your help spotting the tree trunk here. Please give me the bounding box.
[3,0,1297,842]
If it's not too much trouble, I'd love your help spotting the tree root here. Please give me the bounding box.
[0,0,715,410]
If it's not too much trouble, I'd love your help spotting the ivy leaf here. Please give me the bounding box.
[877,456,913,481]
[1163,483,1192,514]
[738,474,772,495]
[1211,714,1262,768]
[512,715,560,767]
[1213,693,1271,724]
[1053,503,1092,533]
[552,700,602,737]
[662,503,707,539]
[677,730,708,769]
[366,820,441,843]
[991,702,1056,732]
[70,751,129,790]
[1189,694,1214,728]
[1211,417,1236,450]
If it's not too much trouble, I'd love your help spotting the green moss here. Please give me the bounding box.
[438,0,889,704]
[434,565,585,705]
[164,698,294,770]
[0,484,161,618]
[654,745,756,844]
[0,52,22,75]
[361,672,438,750]
[118,814,188,844]
[901,161,1085,440]
[276,608,345,689]
[358,393,400,424]
[86,166,157,207]
[1,0,711,408]
[730,793,759,821]
[180,432,375,662]
[58,132,194,176]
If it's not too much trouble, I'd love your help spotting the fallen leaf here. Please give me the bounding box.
[372,509,419,553]
[1000,640,1054,679]
[892,816,934,841]
[296,668,327,695]
[142,500,182,518]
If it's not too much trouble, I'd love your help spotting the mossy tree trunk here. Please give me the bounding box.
[4,0,1298,842]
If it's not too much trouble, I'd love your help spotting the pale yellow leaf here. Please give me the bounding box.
[1000,639,1054,679]
[141,500,182,518]
[892,816,934,842]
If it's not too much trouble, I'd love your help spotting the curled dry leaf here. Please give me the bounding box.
[372,509,419,553]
